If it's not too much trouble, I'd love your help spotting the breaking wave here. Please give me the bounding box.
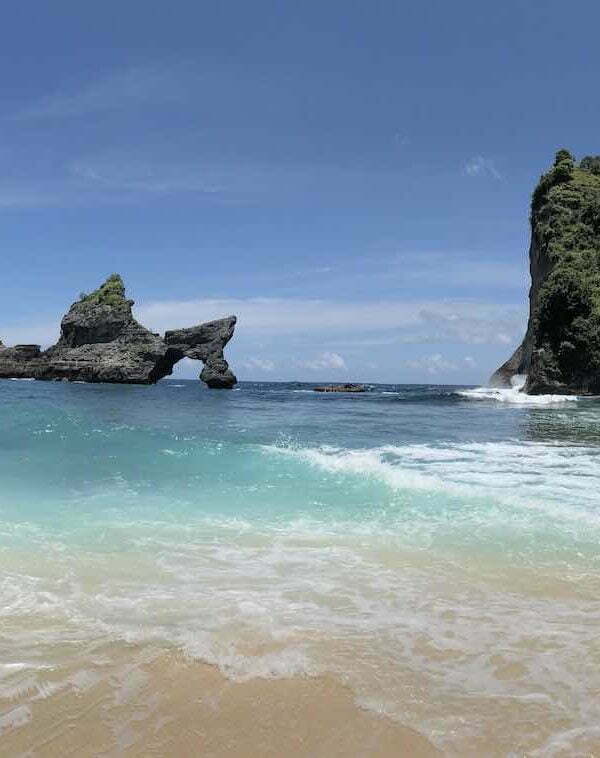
[262,438,600,533]
[457,374,583,404]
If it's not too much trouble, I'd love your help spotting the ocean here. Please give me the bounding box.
[1,378,599,755]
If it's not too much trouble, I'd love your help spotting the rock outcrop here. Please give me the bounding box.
[491,150,600,394]
[0,275,237,387]
[313,384,366,393]
[164,320,237,389]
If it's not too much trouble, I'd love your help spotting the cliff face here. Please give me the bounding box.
[491,150,600,394]
[0,275,237,388]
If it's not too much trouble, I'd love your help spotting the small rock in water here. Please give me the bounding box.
[313,383,366,393]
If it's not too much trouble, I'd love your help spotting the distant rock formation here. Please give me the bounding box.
[164,321,237,389]
[491,150,600,394]
[313,384,366,393]
[0,275,237,388]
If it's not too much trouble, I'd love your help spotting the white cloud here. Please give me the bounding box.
[463,155,502,181]
[401,354,476,376]
[241,357,276,372]
[496,332,513,345]
[402,354,458,375]
[296,352,347,371]
[1,322,59,347]
[134,297,524,345]
[171,356,201,377]
[412,308,521,345]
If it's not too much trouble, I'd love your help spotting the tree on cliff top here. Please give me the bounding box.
[532,149,575,213]
[580,155,600,176]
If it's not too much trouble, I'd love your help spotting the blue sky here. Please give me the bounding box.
[2,0,599,383]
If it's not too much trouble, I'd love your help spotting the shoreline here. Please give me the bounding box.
[0,647,439,757]
[2,380,600,755]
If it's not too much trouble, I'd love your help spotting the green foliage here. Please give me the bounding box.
[78,274,127,308]
[554,148,574,166]
[532,150,575,215]
[530,149,600,386]
[538,269,593,331]
[579,155,600,176]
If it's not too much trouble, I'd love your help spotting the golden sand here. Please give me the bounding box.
[0,646,439,757]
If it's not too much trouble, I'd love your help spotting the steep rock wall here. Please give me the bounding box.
[491,150,600,394]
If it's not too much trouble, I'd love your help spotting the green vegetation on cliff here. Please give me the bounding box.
[530,150,600,391]
[78,274,129,308]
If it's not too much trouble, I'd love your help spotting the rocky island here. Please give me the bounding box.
[492,150,600,394]
[313,384,366,393]
[0,275,237,388]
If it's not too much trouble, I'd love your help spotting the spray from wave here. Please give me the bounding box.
[457,374,581,404]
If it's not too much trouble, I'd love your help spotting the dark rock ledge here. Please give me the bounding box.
[313,384,366,393]
[0,275,237,388]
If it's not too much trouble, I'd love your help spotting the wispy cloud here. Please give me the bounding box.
[295,352,347,371]
[1,322,59,347]
[401,353,476,376]
[68,153,376,200]
[70,159,224,195]
[463,155,502,180]
[3,296,524,354]
[393,255,522,289]
[393,132,410,147]
[12,63,193,121]
[135,296,525,346]
[240,357,276,372]
[0,185,69,209]
[288,251,526,295]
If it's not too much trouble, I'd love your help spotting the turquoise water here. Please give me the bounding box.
[2,378,600,753]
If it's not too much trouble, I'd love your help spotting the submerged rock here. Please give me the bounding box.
[0,275,237,388]
[491,150,600,395]
[313,383,366,393]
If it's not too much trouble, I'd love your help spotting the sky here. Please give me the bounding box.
[2,0,599,383]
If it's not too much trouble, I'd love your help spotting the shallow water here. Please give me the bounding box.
[1,379,600,755]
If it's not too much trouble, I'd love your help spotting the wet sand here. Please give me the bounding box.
[0,646,439,757]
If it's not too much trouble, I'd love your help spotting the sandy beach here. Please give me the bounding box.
[0,645,439,757]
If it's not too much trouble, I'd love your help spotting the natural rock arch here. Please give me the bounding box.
[0,275,237,388]
[156,319,238,387]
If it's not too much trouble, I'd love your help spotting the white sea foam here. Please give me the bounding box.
[458,386,580,404]
[458,374,581,404]
[0,704,31,734]
[2,498,600,755]
[262,439,600,528]
[182,636,316,681]
[2,520,599,754]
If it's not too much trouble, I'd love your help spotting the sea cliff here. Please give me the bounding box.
[492,150,600,394]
